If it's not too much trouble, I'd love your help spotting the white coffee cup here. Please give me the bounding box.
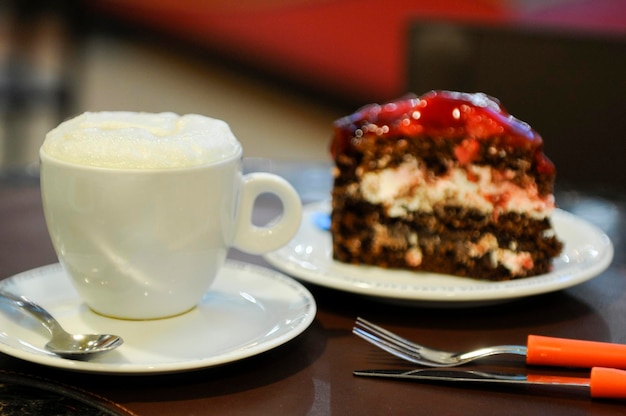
[40,112,302,320]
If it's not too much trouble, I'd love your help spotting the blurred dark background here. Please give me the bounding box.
[0,0,624,190]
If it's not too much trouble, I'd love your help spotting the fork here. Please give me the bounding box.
[353,317,626,369]
[354,317,526,367]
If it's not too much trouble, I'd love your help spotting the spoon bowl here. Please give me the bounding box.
[0,291,123,360]
[46,333,124,360]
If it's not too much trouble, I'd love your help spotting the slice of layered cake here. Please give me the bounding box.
[330,90,563,281]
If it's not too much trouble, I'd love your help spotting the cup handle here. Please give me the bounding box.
[233,172,302,254]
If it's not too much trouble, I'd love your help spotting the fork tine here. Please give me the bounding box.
[353,317,425,365]
[353,326,424,365]
[355,317,419,349]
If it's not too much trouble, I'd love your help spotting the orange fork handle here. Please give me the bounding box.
[590,367,626,399]
[527,335,626,369]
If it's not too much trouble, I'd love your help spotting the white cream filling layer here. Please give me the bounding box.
[467,233,533,275]
[358,157,554,219]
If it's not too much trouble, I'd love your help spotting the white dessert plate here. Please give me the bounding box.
[264,201,614,306]
[0,261,316,374]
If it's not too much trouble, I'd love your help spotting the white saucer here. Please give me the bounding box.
[0,261,316,374]
[264,201,614,306]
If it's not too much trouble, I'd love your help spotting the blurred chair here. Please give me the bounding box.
[407,21,626,190]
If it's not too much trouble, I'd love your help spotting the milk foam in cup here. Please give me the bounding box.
[40,111,302,320]
[42,112,241,169]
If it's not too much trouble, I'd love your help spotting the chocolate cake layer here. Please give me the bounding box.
[330,197,562,280]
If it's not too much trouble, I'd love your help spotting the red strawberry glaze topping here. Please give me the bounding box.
[331,90,555,175]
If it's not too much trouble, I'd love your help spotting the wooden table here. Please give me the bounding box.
[0,162,624,415]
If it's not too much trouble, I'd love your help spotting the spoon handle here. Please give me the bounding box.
[0,290,60,335]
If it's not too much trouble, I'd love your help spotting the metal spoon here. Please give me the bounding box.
[0,290,123,360]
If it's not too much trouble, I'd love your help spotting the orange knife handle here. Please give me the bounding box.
[526,335,626,369]
[590,367,626,399]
